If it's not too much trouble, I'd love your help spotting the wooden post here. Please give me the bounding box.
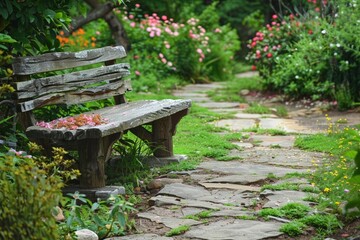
[77,133,120,188]
[152,116,173,157]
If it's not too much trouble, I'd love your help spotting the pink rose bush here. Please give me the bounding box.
[117,2,239,85]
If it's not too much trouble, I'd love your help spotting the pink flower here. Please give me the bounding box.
[159,53,164,58]
[196,48,203,54]
[251,65,257,71]
[135,70,141,76]
[267,53,273,58]
[129,14,134,19]
[214,28,222,33]
[167,62,173,67]
[130,22,136,28]
[199,58,203,62]
[161,58,167,64]
[135,3,140,8]
[133,55,139,60]
[161,15,167,21]
[272,14,278,19]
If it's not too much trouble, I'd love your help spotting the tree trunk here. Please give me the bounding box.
[73,0,131,51]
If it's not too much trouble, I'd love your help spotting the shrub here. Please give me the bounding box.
[246,0,360,106]
[0,150,63,240]
[119,2,239,84]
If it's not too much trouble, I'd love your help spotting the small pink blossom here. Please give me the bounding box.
[135,70,141,76]
[130,22,136,28]
[135,3,140,8]
[161,15,167,21]
[129,14,134,19]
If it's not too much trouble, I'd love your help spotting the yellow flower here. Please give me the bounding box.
[335,202,340,205]
[323,187,331,193]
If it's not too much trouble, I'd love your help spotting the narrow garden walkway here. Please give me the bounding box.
[107,73,358,240]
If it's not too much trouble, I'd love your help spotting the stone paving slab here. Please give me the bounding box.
[234,148,323,168]
[233,142,254,149]
[199,182,261,192]
[150,195,238,210]
[158,183,211,200]
[261,190,317,208]
[234,113,277,119]
[184,219,283,240]
[205,174,266,184]
[197,102,240,109]
[199,161,308,178]
[250,135,295,148]
[214,118,316,133]
[105,234,173,240]
[213,119,255,130]
[137,212,201,229]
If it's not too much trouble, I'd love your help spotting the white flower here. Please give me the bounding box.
[330,43,334,48]
[336,43,341,47]
[295,75,299,79]
[334,52,338,56]
[321,30,327,34]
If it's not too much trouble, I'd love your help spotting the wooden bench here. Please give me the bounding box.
[11,46,191,196]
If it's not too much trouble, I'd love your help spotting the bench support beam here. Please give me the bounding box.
[78,133,121,188]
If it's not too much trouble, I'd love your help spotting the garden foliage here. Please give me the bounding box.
[119,2,240,87]
[0,150,63,240]
[247,0,360,108]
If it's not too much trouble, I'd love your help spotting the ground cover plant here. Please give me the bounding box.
[295,117,360,234]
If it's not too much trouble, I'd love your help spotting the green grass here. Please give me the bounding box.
[207,76,263,103]
[173,105,237,159]
[232,62,253,74]
[259,203,311,220]
[244,103,272,114]
[242,127,287,136]
[165,225,190,237]
[294,133,343,154]
[280,221,306,237]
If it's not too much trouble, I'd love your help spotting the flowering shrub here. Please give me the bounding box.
[246,0,360,107]
[118,2,239,85]
[36,113,108,130]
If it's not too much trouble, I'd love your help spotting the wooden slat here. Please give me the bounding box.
[14,63,130,99]
[12,46,127,75]
[19,80,132,112]
[26,99,192,140]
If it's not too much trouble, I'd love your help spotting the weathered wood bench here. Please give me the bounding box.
[12,46,191,196]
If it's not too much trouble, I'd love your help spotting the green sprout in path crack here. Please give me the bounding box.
[183,209,219,221]
[165,225,191,237]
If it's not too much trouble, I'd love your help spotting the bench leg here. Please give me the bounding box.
[77,133,121,188]
[152,109,189,158]
[152,116,173,157]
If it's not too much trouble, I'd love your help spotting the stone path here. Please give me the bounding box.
[107,73,355,240]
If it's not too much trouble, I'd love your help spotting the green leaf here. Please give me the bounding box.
[0,33,16,43]
[91,202,99,211]
[5,0,13,15]
[93,214,105,226]
[44,9,56,18]
[0,8,8,19]
[354,151,360,169]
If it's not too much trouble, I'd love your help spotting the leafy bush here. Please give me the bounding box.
[118,2,240,85]
[0,150,63,239]
[246,0,360,107]
[59,192,136,239]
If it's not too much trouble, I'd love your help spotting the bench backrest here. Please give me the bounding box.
[12,46,131,114]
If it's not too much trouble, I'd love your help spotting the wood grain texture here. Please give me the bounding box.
[19,80,132,112]
[15,63,130,99]
[12,46,127,75]
[26,99,191,140]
